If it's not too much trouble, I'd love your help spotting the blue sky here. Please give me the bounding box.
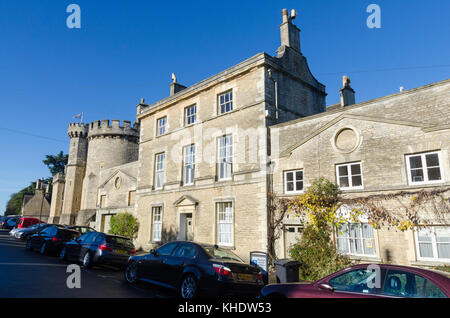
[0,0,449,213]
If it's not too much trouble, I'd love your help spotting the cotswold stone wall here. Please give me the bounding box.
[271,79,450,266]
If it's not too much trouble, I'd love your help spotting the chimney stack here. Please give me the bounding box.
[278,8,301,53]
[170,73,187,96]
[339,76,355,107]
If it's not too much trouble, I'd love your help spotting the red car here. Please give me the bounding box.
[261,263,450,298]
[17,217,41,229]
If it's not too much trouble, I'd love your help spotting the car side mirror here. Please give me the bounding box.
[318,283,335,292]
[150,249,157,256]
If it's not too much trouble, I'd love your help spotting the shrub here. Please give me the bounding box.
[108,212,139,239]
[289,224,352,282]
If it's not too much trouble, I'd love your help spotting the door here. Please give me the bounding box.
[140,242,179,284]
[186,214,193,241]
[67,233,89,260]
[162,243,198,287]
[284,225,302,257]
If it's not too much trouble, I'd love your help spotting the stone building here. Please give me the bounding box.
[48,120,140,233]
[133,8,325,261]
[21,179,51,222]
[272,77,450,266]
[49,9,450,266]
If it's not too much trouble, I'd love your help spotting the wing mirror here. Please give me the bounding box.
[150,249,158,256]
[318,283,335,292]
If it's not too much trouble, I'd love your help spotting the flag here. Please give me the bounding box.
[73,112,83,119]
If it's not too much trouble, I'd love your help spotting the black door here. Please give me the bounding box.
[67,233,90,261]
[33,227,51,249]
[163,243,199,287]
[140,242,179,284]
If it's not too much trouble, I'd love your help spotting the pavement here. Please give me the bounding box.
[0,229,175,298]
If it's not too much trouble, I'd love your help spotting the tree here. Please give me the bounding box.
[4,182,36,216]
[286,178,352,281]
[108,213,139,239]
[289,224,351,281]
[43,151,68,176]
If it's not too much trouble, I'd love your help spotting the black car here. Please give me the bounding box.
[65,225,96,234]
[60,232,136,268]
[19,223,64,240]
[26,226,80,255]
[124,241,264,298]
[1,216,20,230]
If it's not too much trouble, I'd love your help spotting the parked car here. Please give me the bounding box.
[1,216,20,230]
[124,241,264,298]
[26,226,80,255]
[65,225,96,234]
[60,232,136,268]
[260,263,450,298]
[17,217,41,229]
[16,223,62,240]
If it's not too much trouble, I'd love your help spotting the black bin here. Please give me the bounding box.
[274,259,300,283]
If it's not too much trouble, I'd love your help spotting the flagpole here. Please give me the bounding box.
[81,112,84,124]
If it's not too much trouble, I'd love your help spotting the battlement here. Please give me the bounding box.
[87,119,140,140]
[68,122,89,138]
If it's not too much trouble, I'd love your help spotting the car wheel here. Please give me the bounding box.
[59,247,67,261]
[40,242,47,255]
[26,239,33,251]
[83,252,92,268]
[124,262,138,284]
[180,275,198,299]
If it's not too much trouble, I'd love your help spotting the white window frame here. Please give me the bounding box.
[218,90,233,115]
[154,153,165,189]
[183,144,195,186]
[217,135,233,181]
[156,117,167,136]
[184,105,197,126]
[216,201,233,246]
[336,162,364,190]
[284,169,304,194]
[415,226,450,263]
[405,151,444,185]
[336,223,377,257]
[151,206,163,242]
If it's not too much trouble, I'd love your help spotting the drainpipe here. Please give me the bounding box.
[267,68,279,120]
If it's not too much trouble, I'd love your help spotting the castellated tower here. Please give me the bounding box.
[59,123,89,225]
[76,119,140,225]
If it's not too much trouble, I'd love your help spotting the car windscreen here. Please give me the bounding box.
[58,230,80,240]
[106,236,134,248]
[202,246,244,262]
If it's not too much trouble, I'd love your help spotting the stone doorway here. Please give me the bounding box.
[284,225,302,257]
[174,195,198,241]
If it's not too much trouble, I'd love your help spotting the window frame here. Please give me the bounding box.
[156,116,167,136]
[151,206,163,242]
[336,162,364,190]
[284,169,304,194]
[182,144,195,186]
[184,104,197,126]
[405,151,444,185]
[154,152,165,190]
[216,201,234,247]
[414,226,450,263]
[217,135,233,181]
[217,90,233,115]
[336,223,377,257]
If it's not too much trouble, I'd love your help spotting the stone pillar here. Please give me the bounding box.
[48,173,65,224]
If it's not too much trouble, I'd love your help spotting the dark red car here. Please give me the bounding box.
[261,263,450,298]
